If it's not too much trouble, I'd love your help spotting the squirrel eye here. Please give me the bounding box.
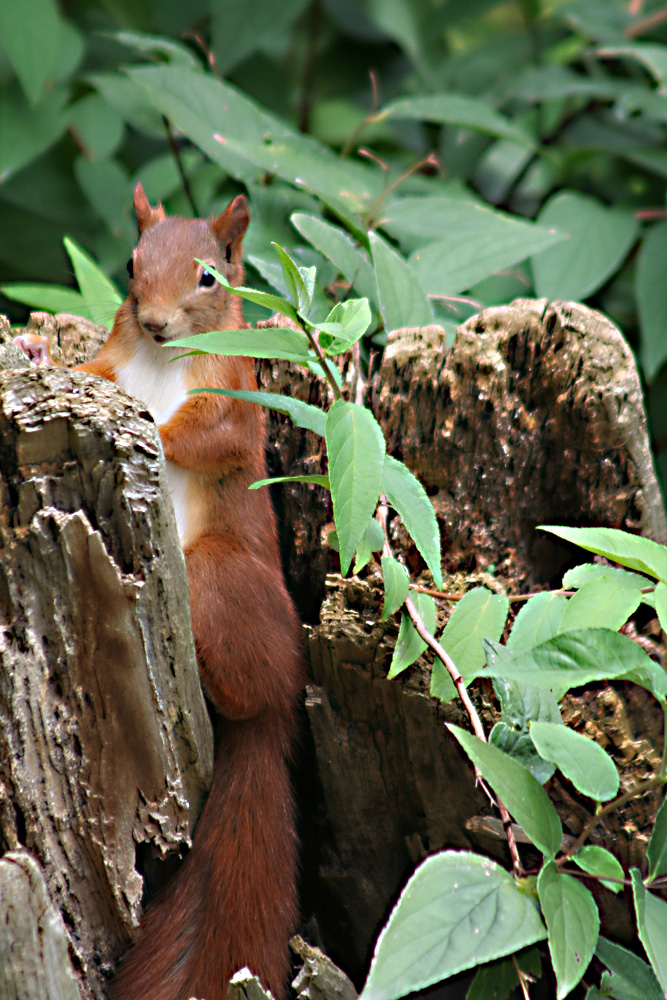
[126,258,134,278]
[199,268,217,288]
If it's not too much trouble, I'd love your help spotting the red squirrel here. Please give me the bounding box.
[17,184,303,1000]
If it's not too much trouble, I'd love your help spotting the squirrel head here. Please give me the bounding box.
[127,182,250,344]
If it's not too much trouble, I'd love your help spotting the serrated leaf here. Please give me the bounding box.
[558,577,642,634]
[194,260,297,319]
[480,629,667,703]
[508,592,568,652]
[291,213,378,304]
[647,794,667,882]
[631,869,667,992]
[199,388,326,437]
[381,556,410,620]
[383,455,442,589]
[540,526,667,583]
[655,582,667,635]
[532,192,639,301]
[325,400,385,575]
[530,722,619,802]
[448,725,563,857]
[465,957,520,1000]
[0,283,89,318]
[440,588,509,679]
[596,936,664,1000]
[636,220,667,383]
[388,592,436,679]
[375,94,534,148]
[573,846,624,894]
[360,850,546,1000]
[63,237,122,329]
[537,861,599,1000]
[171,328,311,364]
[369,231,434,333]
[249,474,329,490]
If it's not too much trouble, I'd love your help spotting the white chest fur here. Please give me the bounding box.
[116,339,193,543]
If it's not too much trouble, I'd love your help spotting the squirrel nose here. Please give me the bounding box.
[138,308,169,334]
[141,317,167,334]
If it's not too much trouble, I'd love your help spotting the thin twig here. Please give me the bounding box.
[377,502,524,876]
[162,116,199,217]
[561,775,665,861]
[303,327,343,401]
[626,4,667,36]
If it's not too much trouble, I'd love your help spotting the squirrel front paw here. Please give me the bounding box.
[13,334,54,367]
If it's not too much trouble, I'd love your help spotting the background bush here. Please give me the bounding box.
[1,0,666,494]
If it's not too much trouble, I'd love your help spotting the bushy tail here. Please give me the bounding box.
[111,714,298,1000]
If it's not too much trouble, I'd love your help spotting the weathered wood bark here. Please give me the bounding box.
[0,363,213,999]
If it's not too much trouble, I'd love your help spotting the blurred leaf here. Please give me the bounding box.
[68,95,125,162]
[369,231,433,332]
[573,846,624,894]
[448,725,563,857]
[211,0,309,74]
[636,220,667,383]
[63,237,122,329]
[375,93,534,147]
[107,29,201,67]
[360,851,546,1000]
[598,44,667,90]
[507,592,568,652]
[465,957,520,1000]
[74,157,135,245]
[532,191,639,301]
[631,869,667,992]
[529,721,619,802]
[383,455,442,589]
[381,556,410,620]
[656,581,667,635]
[326,399,385,575]
[291,213,378,303]
[647,794,667,883]
[0,83,68,182]
[537,861,599,999]
[0,283,89,317]
[440,587,508,679]
[0,0,61,105]
[389,592,436,679]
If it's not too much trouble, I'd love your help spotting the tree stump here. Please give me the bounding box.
[0,364,213,999]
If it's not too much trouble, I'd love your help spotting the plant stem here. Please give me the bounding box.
[162,116,199,218]
[561,774,666,861]
[303,326,343,401]
[377,502,524,876]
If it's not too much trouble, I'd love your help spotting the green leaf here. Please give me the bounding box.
[596,936,664,1000]
[383,455,442,589]
[540,526,667,583]
[537,860,599,1000]
[448,725,563,857]
[210,0,309,74]
[631,869,667,992]
[647,794,667,882]
[325,400,385,576]
[430,657,457,704]
[529,722,619,802]
[291,213,378,304]
[382,197,565,298]
[353,518,385,573]
[557,577,642,634]
[440,588,509,679]
[375,94,535,148]
[598,43,667,89]
[381,556,410,620]
[532,192,639,302]
[198,389,326,437]
[193,261,297,320]
[0,83,69,181]
[171,328,311,364]
[636,220,667,382]
[388,592,436,680]
[563,563,651,591]
[249,474,330,491]
[573,846,624,894]
[490,679,561,784]
[360,850,546,1000]
[63,237,122,329]
[654,582,667,635]
[0,283,89,318]
[507,592,568,652]
[271,243,312,316]
[480,629,667,703]
[318,299,372,354]
[369,232,434,333]
[465,957,521,1000]
[0,0,62,105]
[68,93,125,162]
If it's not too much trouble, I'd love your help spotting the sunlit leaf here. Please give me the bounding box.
[537,861,599,1000]
[389,592,436,679]
[440,587,508,679]
[573,846,624,894]
[63,237,122,329]
[381,556,410,620]
[529,722,619,802]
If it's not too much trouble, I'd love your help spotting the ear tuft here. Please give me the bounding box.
[211,194,250,251]
[133,182,167,233]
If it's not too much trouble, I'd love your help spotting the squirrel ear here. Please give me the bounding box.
[133,182,166,232]
[211,195,250,253]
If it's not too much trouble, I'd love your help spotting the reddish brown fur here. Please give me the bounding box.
[69,185,303,1000]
